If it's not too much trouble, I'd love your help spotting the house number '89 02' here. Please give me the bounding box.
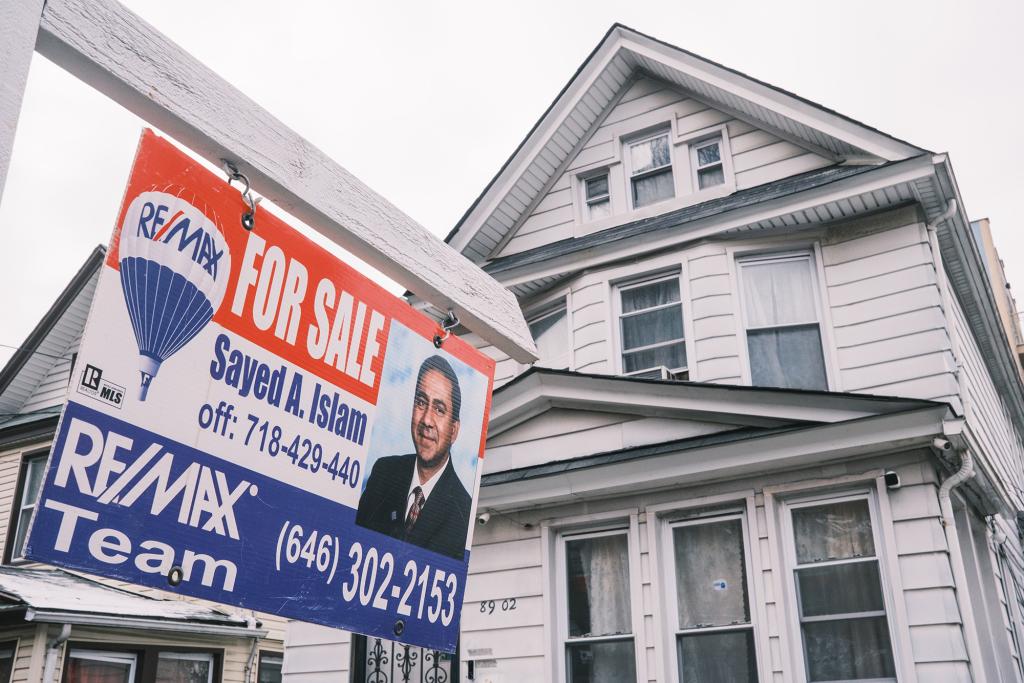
[480,598,517,614]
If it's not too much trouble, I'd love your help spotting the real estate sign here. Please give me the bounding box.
[26,130,494,652]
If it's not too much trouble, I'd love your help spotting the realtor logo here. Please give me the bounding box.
[78,364,125,409]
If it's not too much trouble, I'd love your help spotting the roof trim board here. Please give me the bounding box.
[490,367,945,436]
[480,403,949,510]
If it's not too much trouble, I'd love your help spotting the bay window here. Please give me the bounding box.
[560,529,637,683]
[669,511,759,682]
[786,496,896,682]
[628,131,674,208]
[529,302,569,370]
[617,274,686,376]
[738,253,827,390]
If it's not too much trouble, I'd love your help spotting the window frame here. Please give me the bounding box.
[60,643,223,683]
[5,449,49,563]
[0,639,18,683]
[257,650,284,683]
[734,250,832,391]
[626,128,675,210]
[582,171,612,222]
[779,490,900,683]
[526,297,571,371]
[690,137,726,191]
[613,270,688,377]
[553,520,642,683]
[661,508,760,683]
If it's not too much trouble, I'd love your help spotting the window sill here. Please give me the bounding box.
[574,182,736,239]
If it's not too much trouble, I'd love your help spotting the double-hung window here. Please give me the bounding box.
[786,496,896,682]
[618,274,686,376]
[8,452,46,562]
[584,173,611,220]
[738,253,827,390]
[628,131,674,208]
[561,529,636,682]
[67,651,137,683]
[691,138,725,190]
[669,511,758,682]
[529,302,569,370]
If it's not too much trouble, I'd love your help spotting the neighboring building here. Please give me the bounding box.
[0,248,285,682]
[971,218,1024,373]
[286,24,1024,683]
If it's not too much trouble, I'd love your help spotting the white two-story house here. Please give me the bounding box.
[287,24,1024,683]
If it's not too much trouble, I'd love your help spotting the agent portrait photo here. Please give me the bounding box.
[355,354,472,560]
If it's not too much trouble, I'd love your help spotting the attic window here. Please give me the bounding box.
[629,132,674,208]
[584,174,611,220]
[692,138,725,189]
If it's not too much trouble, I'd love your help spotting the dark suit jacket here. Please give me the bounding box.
[355,454,471,560]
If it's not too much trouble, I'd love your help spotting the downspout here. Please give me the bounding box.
[243,615,262,683]
[41,623,71,683]
[938,446,988,682]
[926,200,966,411]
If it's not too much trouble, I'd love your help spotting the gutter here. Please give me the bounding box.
[936,425,987,683]
[24,608,268,639]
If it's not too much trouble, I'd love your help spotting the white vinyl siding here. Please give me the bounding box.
[499,78,830,258]
[820,213,959,405]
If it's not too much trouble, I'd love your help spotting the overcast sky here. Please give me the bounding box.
[1,0,1021,368]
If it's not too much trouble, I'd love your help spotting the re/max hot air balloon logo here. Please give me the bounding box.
[115,189,232,401]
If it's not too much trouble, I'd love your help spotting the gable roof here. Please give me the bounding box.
[0,246,104,421]
[447,24,926,263]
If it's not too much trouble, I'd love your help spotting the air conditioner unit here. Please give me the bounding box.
[625,366,673,380]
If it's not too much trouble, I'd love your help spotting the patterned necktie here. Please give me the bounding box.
[406,486,425,532]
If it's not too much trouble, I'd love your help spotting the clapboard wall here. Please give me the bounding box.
[453,450,973,682]
[498,77,832,258]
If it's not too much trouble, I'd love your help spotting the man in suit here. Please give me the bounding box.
[355,355,472,560]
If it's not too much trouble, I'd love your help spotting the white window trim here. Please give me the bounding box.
[612,269,688,377]
[543,510,646,683]
[11,452,46,562]
[158,652,215,683]
[677,124,735,195]
[661,509,761,683]
[69,650,138,680]
[625,127,676,211]
[778,490,901,683]
[646,492,768,683]
[731,247,838,391]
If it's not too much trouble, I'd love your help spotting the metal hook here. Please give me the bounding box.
[432,310,460,348]
[222,160,257,230]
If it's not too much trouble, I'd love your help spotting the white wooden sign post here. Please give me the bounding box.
[0,0,537,363]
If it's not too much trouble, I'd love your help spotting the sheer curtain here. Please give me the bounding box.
[741,257,827,390]
[567,534,635,683]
